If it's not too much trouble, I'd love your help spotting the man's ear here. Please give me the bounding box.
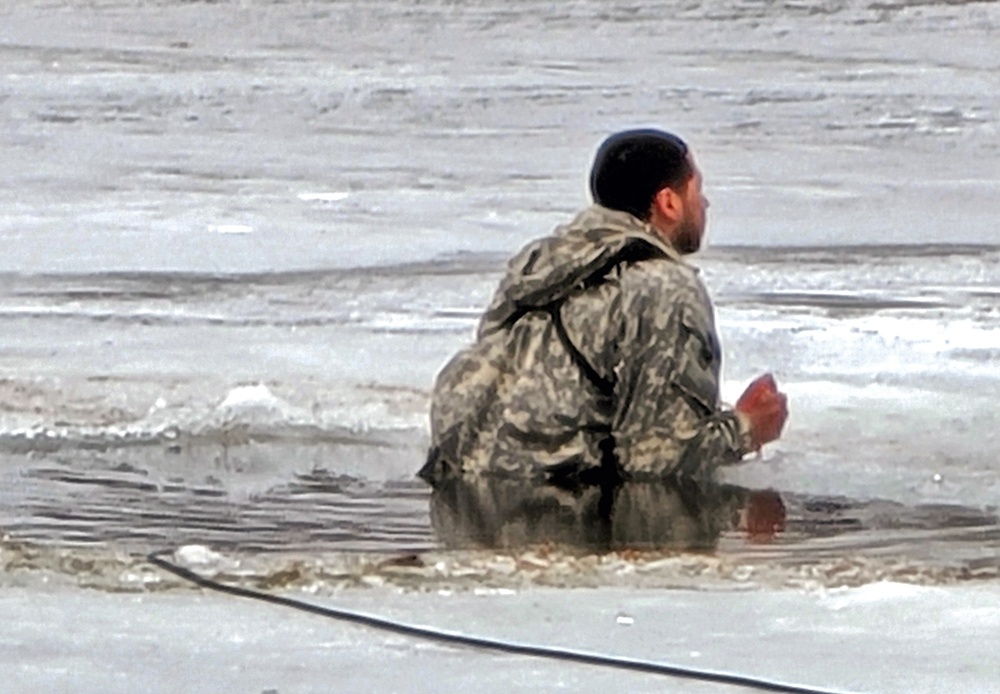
[650,186,683,225]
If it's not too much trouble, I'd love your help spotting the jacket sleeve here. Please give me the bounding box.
[609,261,753,478]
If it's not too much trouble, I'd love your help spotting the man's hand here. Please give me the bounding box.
[735,373,788,451]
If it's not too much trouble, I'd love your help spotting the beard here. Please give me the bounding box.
[672,213,704,255]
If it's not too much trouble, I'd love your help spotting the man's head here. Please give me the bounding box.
[590,128,709,254]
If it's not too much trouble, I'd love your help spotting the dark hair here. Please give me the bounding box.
[589,129,692,220]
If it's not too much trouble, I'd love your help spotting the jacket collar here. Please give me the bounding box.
[580,204,690,267]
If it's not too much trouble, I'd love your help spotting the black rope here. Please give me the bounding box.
[147,550,861,694]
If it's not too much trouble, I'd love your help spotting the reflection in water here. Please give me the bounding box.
[430,475,786,552]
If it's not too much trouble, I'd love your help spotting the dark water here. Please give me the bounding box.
[3,439,998,593]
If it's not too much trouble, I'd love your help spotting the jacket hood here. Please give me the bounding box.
[479,205,683,335]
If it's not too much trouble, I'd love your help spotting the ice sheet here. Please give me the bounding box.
[4,582,999,694]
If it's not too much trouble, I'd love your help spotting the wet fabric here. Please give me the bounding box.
[423,205,752,484]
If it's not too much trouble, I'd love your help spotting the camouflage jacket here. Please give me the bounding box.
[422,205,752,484]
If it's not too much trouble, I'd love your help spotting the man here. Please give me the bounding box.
[421,129,787,486]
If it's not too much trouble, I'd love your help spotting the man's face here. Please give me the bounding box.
[672,160,709,255]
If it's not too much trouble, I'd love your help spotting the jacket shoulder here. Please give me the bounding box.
[618,254,706,303]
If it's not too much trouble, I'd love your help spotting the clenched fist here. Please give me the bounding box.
[735,373,788,451]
